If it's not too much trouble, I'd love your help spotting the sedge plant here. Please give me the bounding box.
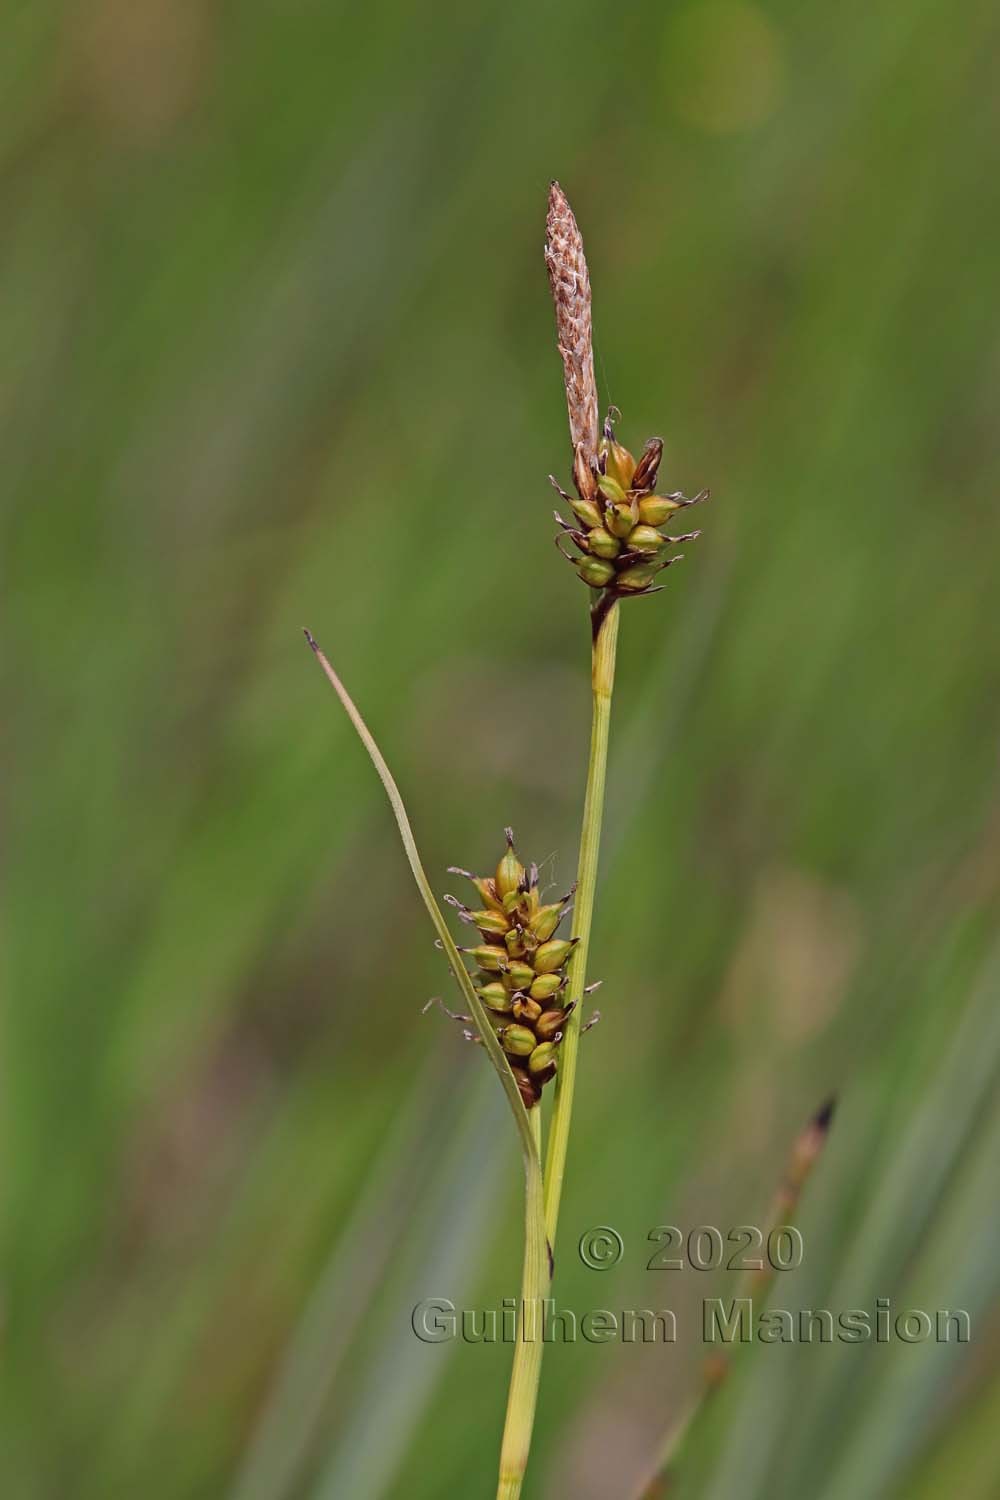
[306,181,708,1499]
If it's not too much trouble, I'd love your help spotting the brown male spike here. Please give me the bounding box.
[545,181,600,466]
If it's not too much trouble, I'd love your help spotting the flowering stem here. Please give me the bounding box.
[544,599,620,1243]
[494,600,620,1499]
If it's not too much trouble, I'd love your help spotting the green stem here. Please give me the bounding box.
[494,599,621,1500]
[496,1108,548,1500]
[544,600,620,1245]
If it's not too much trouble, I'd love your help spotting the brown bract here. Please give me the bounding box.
[545,181,599,464]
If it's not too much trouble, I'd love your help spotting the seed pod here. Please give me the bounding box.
[601,436,636,491]
[471,910,511,936]
[616,562,661,592]
[529,972,565,1002]
[638,494,682,526]
[504,926,527,959]
[529,903,564,942]
[597,474,627,505]
[587,527,620,560]
[512,996,543,1023]
[495,831,525,898]
[626,524,665,554]
[630,437,663,492]
[534,937,576,974]
[448,868,507,915]
[535,1007,568,1041]
[470,877,504,914]
[501,1024,537,1057]
[481,879,505,912]
[575,556,616,588]
[511,1065,541,1110]
[528,1042,559,1075]
[503,960,536,992]
[468,944,508,972]
[606,499,639,538]
[477,981,514,1013]
[569,494,603,530]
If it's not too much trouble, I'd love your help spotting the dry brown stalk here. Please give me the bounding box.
[636,1097,837,1498]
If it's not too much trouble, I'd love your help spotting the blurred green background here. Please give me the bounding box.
[4,1,1000,1496]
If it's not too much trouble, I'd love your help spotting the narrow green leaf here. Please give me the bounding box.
[304,630,543,1174]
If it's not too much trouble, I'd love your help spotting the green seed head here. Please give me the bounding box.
[552,407,702,612]
[446,820,606,1105]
